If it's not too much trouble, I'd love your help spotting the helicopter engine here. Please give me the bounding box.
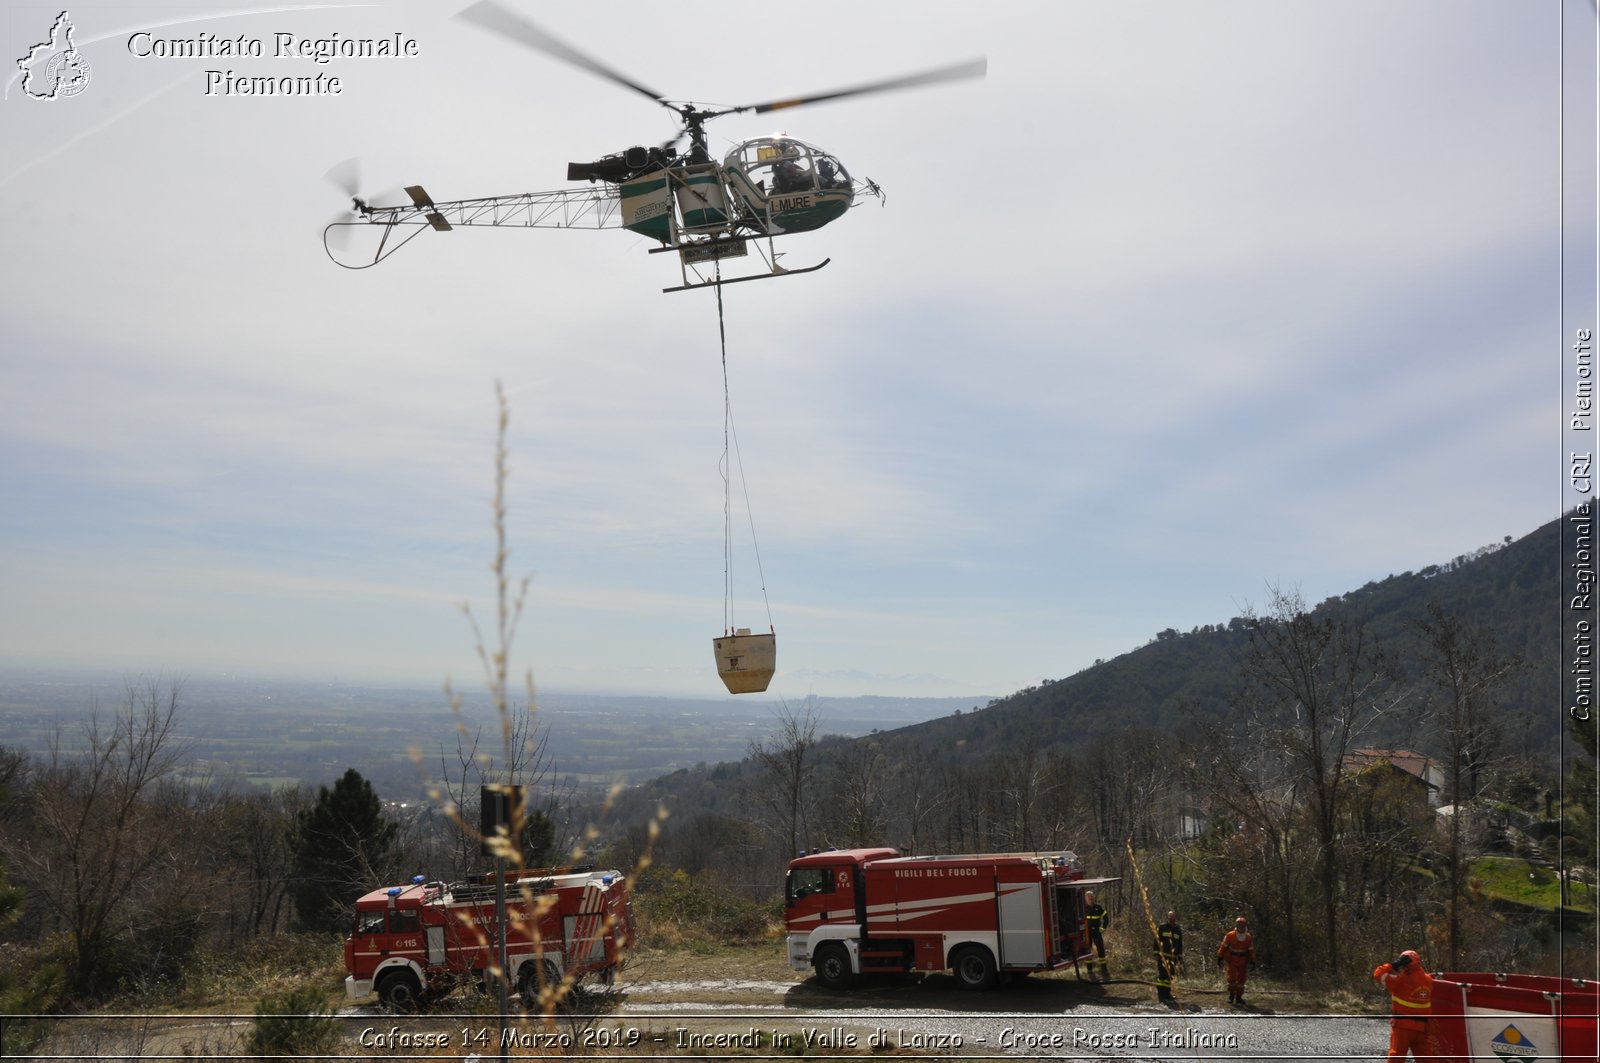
[567,145,672,183]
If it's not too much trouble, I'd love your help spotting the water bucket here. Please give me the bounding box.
[713,629,775,694]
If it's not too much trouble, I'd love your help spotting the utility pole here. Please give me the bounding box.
[482,783,523,1063]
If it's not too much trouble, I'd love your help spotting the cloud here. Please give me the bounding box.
[0,0,1573,699]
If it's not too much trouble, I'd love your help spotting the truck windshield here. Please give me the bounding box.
[787,867,835,903]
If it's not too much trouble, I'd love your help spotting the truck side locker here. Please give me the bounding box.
[996,878,1046,967]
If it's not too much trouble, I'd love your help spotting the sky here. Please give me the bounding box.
[0,1,1593,701]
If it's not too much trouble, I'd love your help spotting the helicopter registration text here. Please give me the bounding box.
[771,194,813,213]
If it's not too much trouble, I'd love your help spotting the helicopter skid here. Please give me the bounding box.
[663,257,829,294]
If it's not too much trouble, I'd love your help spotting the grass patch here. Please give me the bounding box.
[631,867,781,952]
[1471,857,1596,913]
[162,934,346,1011]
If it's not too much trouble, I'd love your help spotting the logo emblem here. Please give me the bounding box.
[1490,1024,1539,1061]
[17,11,92,101]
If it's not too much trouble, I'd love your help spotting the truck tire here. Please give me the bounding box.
[518,959,564,1010]
[517,964,540,1009]
[376,970,422,1011]
[951,945,998,991]
[813,943,854,990]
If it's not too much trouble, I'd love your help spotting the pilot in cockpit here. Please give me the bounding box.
[772,140,809,194]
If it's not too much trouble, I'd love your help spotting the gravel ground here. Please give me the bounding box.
[610,1004,1388,1061]
[611,973,1392,1061]
[323,957,1392,1060]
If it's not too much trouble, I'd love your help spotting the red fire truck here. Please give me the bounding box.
[343,866,633,1009]
[785,847,1117,990]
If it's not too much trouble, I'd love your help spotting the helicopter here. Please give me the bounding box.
[322,1,984,292]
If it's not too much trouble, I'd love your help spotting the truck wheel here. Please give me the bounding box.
[951,945,998,991]
[376,970,422,1011]
[813,944,854,990]
[518,960,564,1010]
[517,965,540,1009]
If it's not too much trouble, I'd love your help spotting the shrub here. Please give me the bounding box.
[632,866,778,948]
[242,985,340,1058]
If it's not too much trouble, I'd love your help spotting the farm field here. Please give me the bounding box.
[0,670,980,799]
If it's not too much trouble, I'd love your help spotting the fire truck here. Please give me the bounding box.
[785,847,1117,990]
[343,866,633,1009]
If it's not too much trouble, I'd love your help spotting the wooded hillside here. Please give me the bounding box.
[603,509,1594,980]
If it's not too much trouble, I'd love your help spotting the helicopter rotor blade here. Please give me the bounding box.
[323,159,368,246]
[457,1,671,108]
[324,212,355,249]
[325,157,362,199]
[747,57,986,114]
[322,159,405,249]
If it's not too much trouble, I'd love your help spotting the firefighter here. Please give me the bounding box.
[1084,890,1110,980]
[1154,910,1183,1004]
[1372,949,1434,1061]
[1215,915,1256,1006]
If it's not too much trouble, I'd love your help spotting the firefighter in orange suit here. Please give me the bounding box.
[1372,949,1434,1061]
[1215,915,1256,1005]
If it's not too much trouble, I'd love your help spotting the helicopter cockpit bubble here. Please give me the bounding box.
[729,137,845,194]
[722,136,856,233]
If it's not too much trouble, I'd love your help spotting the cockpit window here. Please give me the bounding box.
[768,141,814,194]
[814,153,850,189]
[786,867,836,903]
[730,139,852,197]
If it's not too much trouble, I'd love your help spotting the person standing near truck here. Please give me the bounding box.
[1084,891,1110,980]
[1154,910,1183,1004]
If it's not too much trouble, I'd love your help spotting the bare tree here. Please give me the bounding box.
[11,677,196,996]
[212,787,306,942]
[994,746,1053,852]
[1185,722,1315,972]
[748,702,817,856]
[1239,586,1406,973]
[1416,602,1521,969]
[936,759,993,853]
[822,739,888,848]
[429,705,565,878]
[883,747,948,855]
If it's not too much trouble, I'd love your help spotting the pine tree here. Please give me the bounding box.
[289,768,396,933]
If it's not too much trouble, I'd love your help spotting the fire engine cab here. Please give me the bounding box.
[785,847,1117,990]
[344,866,632,1010]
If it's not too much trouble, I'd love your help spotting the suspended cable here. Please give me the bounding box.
[715,266,774,637]
[719,263,734,633]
